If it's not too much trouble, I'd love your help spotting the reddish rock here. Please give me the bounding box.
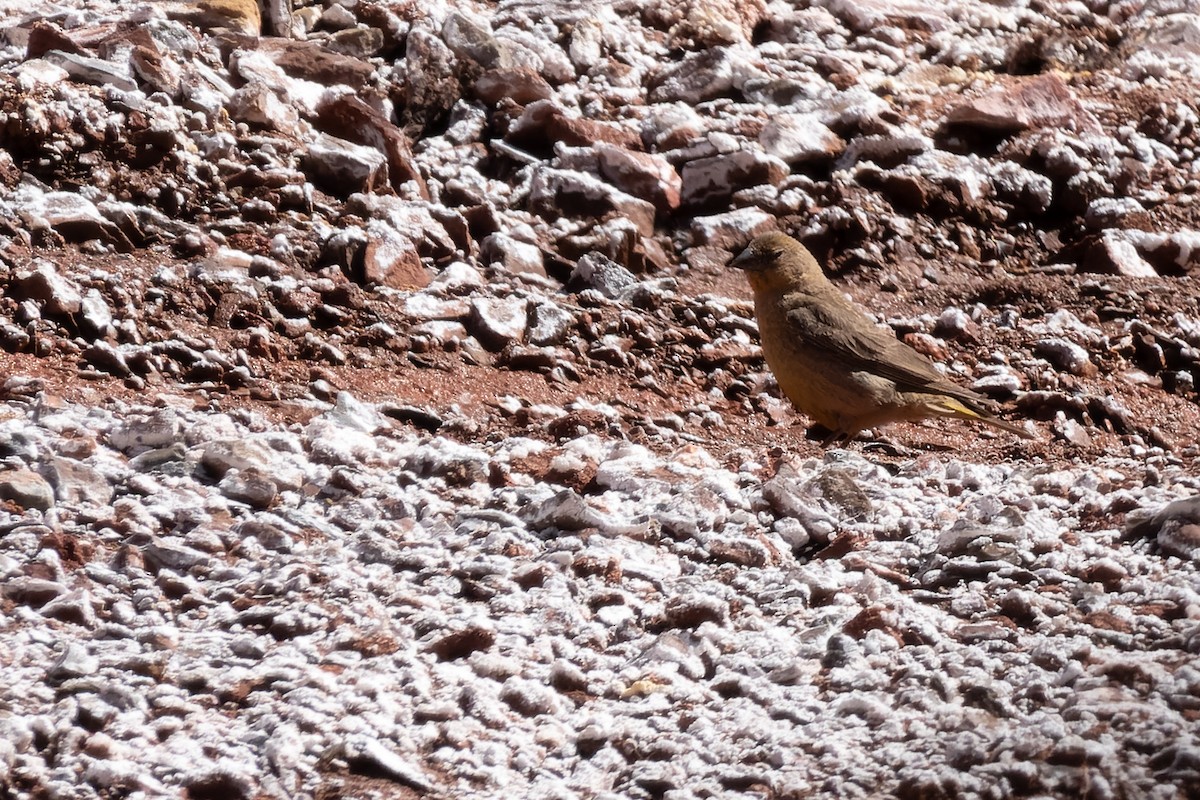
[315,95,429,199]
[303,133,390,196]
[825,0,949,33]
[130,45,183,97]
[679,150,789,209]
[98,26,178,96]
[469,296,528,351]
[362,221,431,289]
[648,48,737,105]
[347,195,461,262]
[557,218,670,274]
[16,261,83,317]
[481,233,547,277]
[946,73,1100,134]
[643,106,705,151]
[326,27,385,58]
[261,38,375,89]
[441,11,503,68]
[401,29,463,135]
[26,21,83,59]
[229,81,299,133]
[758,113,845,166]
[472,67,553,106]
[903,332,949,362]
[1082,231,1158,277]
[689,208,775,249]
[529,167,656,236]
[96,22,160,59]
[872,172,931,210]
[429,207,475,258]
[507,100,642,152]
[19,193,134,252]
[1134,231,1200,276]
[594,143,681,216]
[356,4,410,56]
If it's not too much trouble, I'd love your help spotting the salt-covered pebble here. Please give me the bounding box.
[0,469,55,510]
[1035,337,1096,375]
[468,296,528,350]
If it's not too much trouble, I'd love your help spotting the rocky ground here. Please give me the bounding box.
[1,0,1200,798]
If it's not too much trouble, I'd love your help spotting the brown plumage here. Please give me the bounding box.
[730,231,1033,443]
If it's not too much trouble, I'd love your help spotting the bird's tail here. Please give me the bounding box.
[930,397,1037,439]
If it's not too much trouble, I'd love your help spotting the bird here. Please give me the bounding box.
[729,231,1034,444]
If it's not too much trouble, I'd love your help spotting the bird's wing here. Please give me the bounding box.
[784,294,989,402]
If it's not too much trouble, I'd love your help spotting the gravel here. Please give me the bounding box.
[2,0,1200,798]
[2,388,1199,798]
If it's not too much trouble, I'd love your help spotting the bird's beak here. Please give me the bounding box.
[728,247,757,271]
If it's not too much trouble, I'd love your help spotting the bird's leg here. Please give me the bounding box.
[819,427,857,448]
[862,434,916,457]
[804,423,836,444]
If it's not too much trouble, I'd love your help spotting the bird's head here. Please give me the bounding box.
[729,231,824,291]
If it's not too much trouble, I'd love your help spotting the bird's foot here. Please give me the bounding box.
[818,427,876,449]
[861,435,916,457]
[813,426,853,448]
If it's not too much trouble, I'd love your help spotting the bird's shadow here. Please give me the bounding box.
[802,423,957,456]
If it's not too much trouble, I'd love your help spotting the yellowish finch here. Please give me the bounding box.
[730,231,1033,443]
